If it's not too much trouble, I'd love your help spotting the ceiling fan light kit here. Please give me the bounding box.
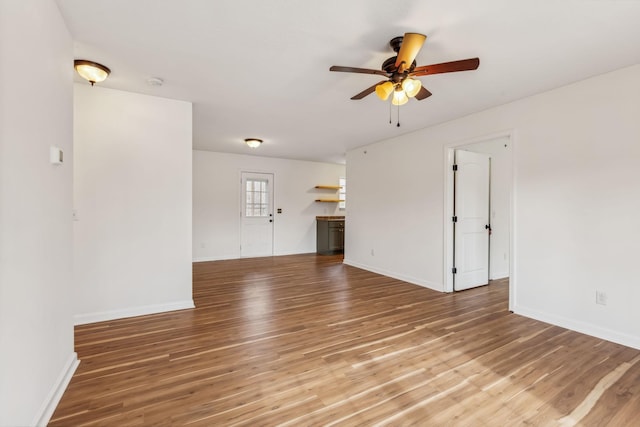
[392,87,409,106]
[74,59,110,86]
[375,81,394,100]
[401,78,421,97]
[330,32,480,122]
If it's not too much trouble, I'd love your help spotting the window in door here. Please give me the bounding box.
[245,178,269,217]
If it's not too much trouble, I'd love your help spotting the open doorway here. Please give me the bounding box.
[444,132,514,308]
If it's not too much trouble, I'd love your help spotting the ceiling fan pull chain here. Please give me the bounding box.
[397,104,401,127]
[389,101,392,124]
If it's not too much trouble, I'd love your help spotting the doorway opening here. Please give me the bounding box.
[443,132,515,309]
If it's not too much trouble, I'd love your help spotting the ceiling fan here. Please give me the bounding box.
[330,33,480,105]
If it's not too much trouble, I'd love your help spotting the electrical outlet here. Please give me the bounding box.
[596,290,607,306]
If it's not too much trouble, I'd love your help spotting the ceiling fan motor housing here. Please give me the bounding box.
[384,35,417,77]
[389,36,404,53]
[382,56,417,77]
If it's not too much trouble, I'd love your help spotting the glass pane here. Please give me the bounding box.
[244,178,271,217]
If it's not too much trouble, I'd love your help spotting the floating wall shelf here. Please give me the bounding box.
[314,185,342,190]
[314,184,342,202]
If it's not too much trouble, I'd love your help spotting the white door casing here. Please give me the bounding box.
[454,150,490,291]
[240,172,274,258]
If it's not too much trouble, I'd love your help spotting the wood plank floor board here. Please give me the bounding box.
[50,254,640,426]
[579,359,640,425]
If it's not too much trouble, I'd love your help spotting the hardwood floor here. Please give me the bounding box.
[50,254,640,426]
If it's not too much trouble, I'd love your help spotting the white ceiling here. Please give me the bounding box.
[56,0,640,164]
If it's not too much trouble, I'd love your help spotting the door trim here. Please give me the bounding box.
[442,130,516,311]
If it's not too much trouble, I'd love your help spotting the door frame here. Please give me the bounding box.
[239,170,275,258]
[443,130,516,311]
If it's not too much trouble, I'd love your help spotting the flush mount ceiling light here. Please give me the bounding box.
[74,60,110,86]
[244,138,263,148]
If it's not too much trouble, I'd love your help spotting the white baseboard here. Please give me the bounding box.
[514,304,640,350]
[32,352,79,427]
[490,271,509,280]
[273,250,315,257]
[74,300,195,325]
[343,258,443,292]
[193,255,238,262]
[193,251,316,263]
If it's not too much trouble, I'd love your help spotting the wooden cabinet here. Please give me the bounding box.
[317,218,344,254]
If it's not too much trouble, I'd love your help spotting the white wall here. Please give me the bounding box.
[193,150,345,261]
[74,85,193,324]
[346,141,444,288]
[0,0,78,425]
[345,64,640,349]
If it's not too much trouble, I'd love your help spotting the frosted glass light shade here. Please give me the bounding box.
[375,81,394,100]
[402,78,422,98]
[74,60,110,86]
[392,88,409,106]
[245,138,263,148]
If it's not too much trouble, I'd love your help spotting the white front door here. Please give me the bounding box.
[240,172,274,258]
[454,150,490,291]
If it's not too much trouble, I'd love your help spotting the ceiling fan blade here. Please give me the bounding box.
[414,86,432,100]
[395,33,426,73]
[351,80,387,100]
[411,58,480,76]
[330,66,389,77]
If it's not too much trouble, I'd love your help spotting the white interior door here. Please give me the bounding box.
[454,150,490,291]
[240,172,274,258]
